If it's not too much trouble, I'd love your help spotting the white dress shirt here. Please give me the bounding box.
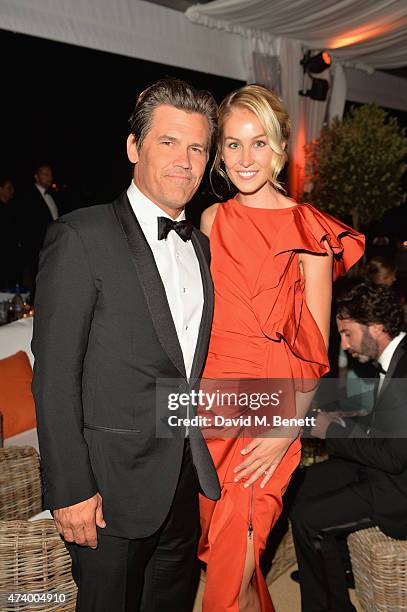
[377,331,406,394]
[36,184,59,220]
[127,181,203,379]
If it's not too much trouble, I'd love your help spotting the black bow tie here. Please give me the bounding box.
[157,217,193,242]
[374,362,387,376]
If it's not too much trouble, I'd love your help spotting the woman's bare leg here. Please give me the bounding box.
[238,532,261,612]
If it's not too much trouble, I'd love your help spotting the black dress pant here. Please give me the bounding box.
[289,457,374,612]
[66,440,200,612]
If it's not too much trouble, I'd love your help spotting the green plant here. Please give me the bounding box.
[304,104,407,229]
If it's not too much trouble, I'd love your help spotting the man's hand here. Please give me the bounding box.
[53,493,106,548]
[311,411,344,439]
[233,437,295,488]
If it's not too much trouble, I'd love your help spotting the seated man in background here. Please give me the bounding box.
[290,282,407,612]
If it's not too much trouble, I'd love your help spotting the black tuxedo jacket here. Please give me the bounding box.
[326,335,407,538]
[32,192,220,539]
[22,185,57,258]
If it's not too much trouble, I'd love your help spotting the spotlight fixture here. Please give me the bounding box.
[299,50,331,101]
[300,50,331,75]
[299,77,330,101]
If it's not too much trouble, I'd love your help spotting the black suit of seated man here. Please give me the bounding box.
[32,79,221,612]
[290,283,407,612]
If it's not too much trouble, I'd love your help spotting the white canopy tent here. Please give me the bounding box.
[0,0,248,80]
[2,1,406,103]
[186,0,407,196]
[186,0,407,68]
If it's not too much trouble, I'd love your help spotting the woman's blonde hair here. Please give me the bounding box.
[211,84,290,194]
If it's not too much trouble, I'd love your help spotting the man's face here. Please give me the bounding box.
[127,104,209,218]
[35,166,53,189]
[336,317,380,362]
[0,180,14,204]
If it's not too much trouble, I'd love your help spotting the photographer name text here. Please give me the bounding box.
[167,415,316,428]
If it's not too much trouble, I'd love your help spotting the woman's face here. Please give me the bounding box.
[222,107,274,196]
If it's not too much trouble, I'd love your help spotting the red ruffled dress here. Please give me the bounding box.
[199,198,365,611]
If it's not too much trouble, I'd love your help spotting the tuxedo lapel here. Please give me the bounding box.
[375,336,407,408]
[113,192,219,501]
[186,234,219,499]
[113,193,186,378]
[189,231,214,384]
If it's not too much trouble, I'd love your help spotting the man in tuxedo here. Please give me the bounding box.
[22,163,59,291]
[290,282,407,612]
[32,78,220,612]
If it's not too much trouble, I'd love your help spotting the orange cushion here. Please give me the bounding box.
[0,351,36,438]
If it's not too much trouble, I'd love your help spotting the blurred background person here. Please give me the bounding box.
[21,162,60,293]
[338,255,407,399]
[362,254,407,322]
[363,255,396,286]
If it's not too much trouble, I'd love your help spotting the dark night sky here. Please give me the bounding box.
[1,29,243,221]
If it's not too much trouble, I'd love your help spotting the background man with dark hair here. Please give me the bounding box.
[290,282,407,612]
[21,163,59,292]
[32,79,220,612]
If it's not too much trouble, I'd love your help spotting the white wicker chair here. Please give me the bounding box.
[348,526,407,611]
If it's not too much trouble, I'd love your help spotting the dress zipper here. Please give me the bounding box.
[248,484,254,539]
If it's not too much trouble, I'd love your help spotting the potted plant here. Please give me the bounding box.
[304,104,407,231]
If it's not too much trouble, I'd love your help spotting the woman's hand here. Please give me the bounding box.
[233,436,297,488]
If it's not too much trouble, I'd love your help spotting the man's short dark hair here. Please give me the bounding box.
[128,78,218,152]
[34,162,52,174]
[336,282,405,338]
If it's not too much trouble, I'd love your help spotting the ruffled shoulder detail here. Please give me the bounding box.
[251,204,365,379]
[254,203,364,296]
[291,204,365,280]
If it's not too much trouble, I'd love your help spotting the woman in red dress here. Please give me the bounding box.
[198,85,364,611]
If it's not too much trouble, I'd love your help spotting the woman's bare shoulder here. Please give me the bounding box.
[200,203,221,237]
